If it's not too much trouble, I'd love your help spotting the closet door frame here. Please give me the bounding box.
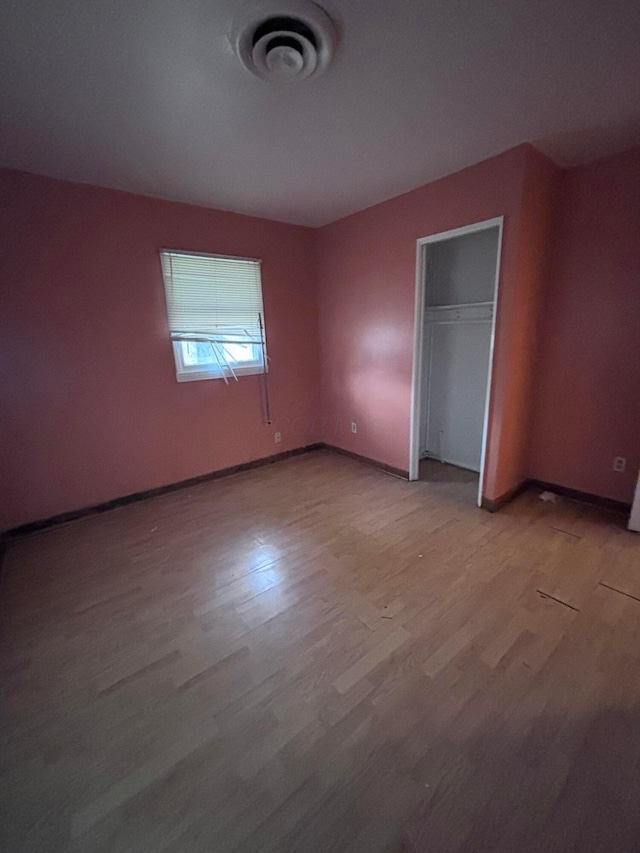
[409,216,504,507]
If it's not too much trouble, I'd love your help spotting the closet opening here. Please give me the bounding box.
[409,217,503,506]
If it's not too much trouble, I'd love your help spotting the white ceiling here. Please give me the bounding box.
[1,0,639,226]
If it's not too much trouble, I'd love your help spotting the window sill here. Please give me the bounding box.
[175,366,265,383]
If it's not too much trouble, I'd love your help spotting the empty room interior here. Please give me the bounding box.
[2,0,640,850]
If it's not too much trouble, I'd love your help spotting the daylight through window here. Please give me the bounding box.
[160,250,266,383]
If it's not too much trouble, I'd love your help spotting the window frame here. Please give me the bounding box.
[160,249,267,384]
[172,338,265,383]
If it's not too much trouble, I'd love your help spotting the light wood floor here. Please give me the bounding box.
[1,450,640,852]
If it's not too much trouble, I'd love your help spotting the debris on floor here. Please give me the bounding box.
[539,490,559,503]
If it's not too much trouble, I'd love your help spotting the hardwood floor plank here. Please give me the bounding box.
[71,718,220,838]
[1,451,639,852]
[334,627,411,694]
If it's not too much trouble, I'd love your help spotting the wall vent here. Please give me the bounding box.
[232,0,336,82]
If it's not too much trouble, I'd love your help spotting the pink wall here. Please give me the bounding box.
[530,147,640,503]
[483,146,560,498]
[315,144,556,501]
[0,171,320,529]
[3,144,637,530]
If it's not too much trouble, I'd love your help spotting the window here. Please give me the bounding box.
[160,250,267,383]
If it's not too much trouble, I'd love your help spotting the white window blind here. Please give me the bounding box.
[160,250,267,382]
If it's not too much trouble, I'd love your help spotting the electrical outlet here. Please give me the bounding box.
[351,422,357,434]
[274,431,281,444]
[613,456,626,473]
